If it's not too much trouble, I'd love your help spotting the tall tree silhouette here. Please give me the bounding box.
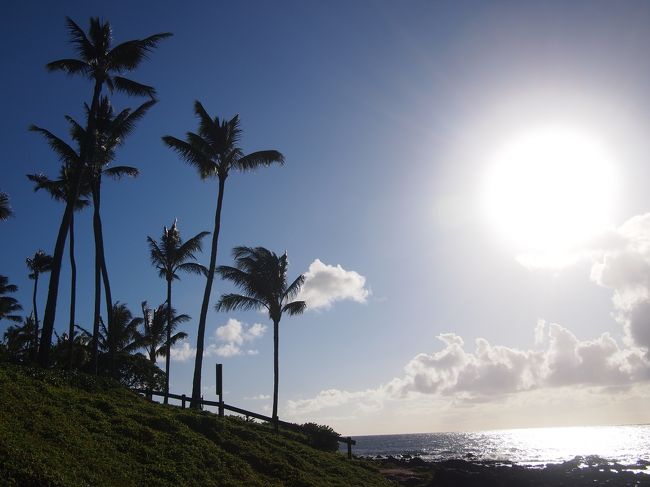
[216,247,306,427]
[72,96,154,374]
[38,17,170,367]
[139,302,190,363]
[163,102,284,407]
[0,275,22,323]
[28,165,90,369]
[147,220,208,403]
[2,315,36,361]
[0,192,13,221]
[25,250,53,360]
[96,303,143,357]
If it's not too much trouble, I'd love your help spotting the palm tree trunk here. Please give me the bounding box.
[273,319,280,431]
[91,196,102,374]
[191,176,226,408]
[38,201,74,367]
[68,212,77,370]
[31,273,39,361]
[91,183,115,376]
[164,278,172,404]
[39,81,103,369]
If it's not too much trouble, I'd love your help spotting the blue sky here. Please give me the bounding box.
[3,1,650,435]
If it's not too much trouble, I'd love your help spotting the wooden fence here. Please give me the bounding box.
[131,388,356,459]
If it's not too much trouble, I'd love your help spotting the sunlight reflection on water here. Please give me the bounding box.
[348,425,650,465]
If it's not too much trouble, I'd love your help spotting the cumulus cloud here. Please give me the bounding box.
[169,340,195,362]
[244,394,270,400]
[298,259,370,310]
[168,318,267,361]
[210,318,267,357]
[285,321,650,419]
[522,213,650,353]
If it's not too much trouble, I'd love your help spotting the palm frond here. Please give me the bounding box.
[236,150,285,171]
[103,166,139,179]
[282,300,306,316]
[177,262,208,276]
[283,274,305,301]
[29,125,79,165]
[215,294,267,312]
[111,76,156,98]
[109,99,156,145]
[108,33,172,71]
[162,135,216,178]
[45,58,90,75]
[176,231,210,259]
[0,192,14,221]
[64,17,95,62]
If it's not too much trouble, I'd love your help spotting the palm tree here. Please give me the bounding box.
[72,96,154,374]
[28,166,90,369]
[38,17,170,367]
[215,247,306,427]
[147,220,208,403]
[0,192,13,220]
[2,314,36,361]
[163,102,285,407]
[25,250,53,360]
[97,302,143,357]
[0,275,22,323]
[139,302,190,363]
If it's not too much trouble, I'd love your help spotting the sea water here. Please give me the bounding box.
[343,424,650,465]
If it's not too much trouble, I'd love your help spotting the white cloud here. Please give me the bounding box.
[244,394,271,400]
[298,259,370,310]
[169,340,195,362]
[521,212,650,353]
[168,318,267,361]
[285,321,650,421]
[211,318,267,357]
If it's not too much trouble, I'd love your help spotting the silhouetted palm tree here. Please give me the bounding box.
[97,303,143,356]
[0,275,22,323]
[139,302,190,363]
[2,314,36,361]
[148,220,208,403]
[25,250,53,360]
[28,165,90,369]
[0,192,13,221]
[163,102,284,407]
[38,17,170,367]
[215,247,306,427]
[72,96,154,374]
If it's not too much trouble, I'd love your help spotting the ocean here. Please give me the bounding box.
[343,425,650,466]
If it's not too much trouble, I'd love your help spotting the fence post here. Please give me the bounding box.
[181,394,186,409]
[347,437,352,459]
[216,363,224,417]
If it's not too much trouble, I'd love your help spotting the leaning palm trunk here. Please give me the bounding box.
[38,199,75,366]
[30,272,40,361]
[91,183,115,376]
[191,177,226,408]
[39,82,103,367]
[68,212,77,370]
[273,319,280,430]
[164,278,172,404]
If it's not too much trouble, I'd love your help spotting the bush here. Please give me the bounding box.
[300,422,341,453]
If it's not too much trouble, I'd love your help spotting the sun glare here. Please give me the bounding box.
[482,125,617,252]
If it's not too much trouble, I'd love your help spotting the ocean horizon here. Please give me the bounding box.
[342,424,650,466]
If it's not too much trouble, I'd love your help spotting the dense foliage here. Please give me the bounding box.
[0,364,389,486]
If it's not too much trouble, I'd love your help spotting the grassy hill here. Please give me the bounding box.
[0,363,391,486]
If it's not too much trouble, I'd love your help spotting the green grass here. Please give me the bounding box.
[0,364,391,486]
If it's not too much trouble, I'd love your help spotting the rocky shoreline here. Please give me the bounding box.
[369,455,650,486]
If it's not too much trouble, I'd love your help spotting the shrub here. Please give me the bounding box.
[300,422,341,453]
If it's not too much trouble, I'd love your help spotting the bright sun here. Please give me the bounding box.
[482,125,617,252]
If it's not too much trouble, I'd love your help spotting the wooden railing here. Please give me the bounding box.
[131,388,356,458]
